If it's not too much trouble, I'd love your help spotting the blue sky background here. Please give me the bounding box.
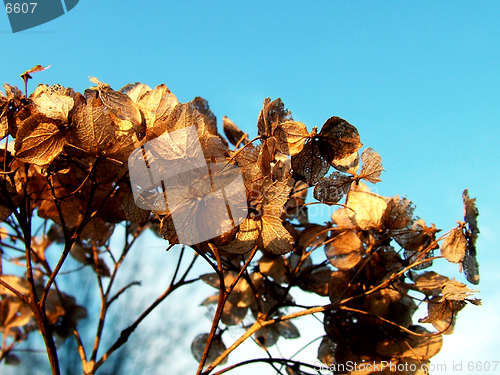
[1,1,499,374]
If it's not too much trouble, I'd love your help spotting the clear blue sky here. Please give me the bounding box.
[2,1,499,374]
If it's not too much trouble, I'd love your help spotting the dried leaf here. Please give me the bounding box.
[30,84,75,123]
[273,121,309,156]
[14,105,69,165]
[329,151,360,174]
[89,78,143,131]
[120,191,150,223]
[258,256,287,281]
[0,297,33,328]
[21,64,50,78]
[317,335,336,366]
[462,189,479,237]
[375,326,442,360]
[192,97,217,135]
[410,271,449,297]
[70,94,137,161]
[120,82,152,103]
[297,225,328,249]
[441,227,467,263]
[165,102,206,141]
[418,296,462,335]
[346,181,388,230]
[393,219,437,270]
[257,98,292,137]
[136,84,179,139]
[80,217,114,247]
[382,196,414,229]
[358,148,384,183]
[441,279,478,301]
[291,140,329,186]
[329,270,355,304]
[276,320,300,339]
[317,116,363,162]
[223,217,258,254]
[463,253,480,285]
[314,172,352,204]
[191,333,227,365]
[325,231,363,270]
[300,266,332,296]
[260,215,294,255]
[223,116,248,146]
[0,275,30,295]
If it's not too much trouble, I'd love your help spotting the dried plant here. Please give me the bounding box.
[0,65,481,375]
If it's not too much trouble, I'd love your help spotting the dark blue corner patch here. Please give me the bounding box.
[4,0,80,33]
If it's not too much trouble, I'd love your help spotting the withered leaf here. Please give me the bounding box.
[30,84,75,123]
[70,92,140,172]
[317,335,336,366]
[120,191,151,223]
[258,256,287,281]
[260,215,294,255]
[382,196,414,230]
[284,180,308,222]
[375,326,442,360]
[317,116,363,162]
[328,270,355,304]
[191,333,227,365]
[121,82,152,103]
[136,84,179,139]
[222,217,258,254]
[329,151,360,174]
[325,231,363,270]
[358,147,384,184]
[300,266,332,296]
[276,320,300,339]
[313,172,352,204]
[463,253,480,285]
[418,296,462,335]
[14,105,69,165]
[297,225,328,249]
[346,181,388,230]
[393,219,437,270]
[89,77,143,130]
[257,97,292,137]
[165,102,206,141]
[410,271,449,297]
[0,275,30,295]
[291,140,329,186]
[0,297,33,328]
[21,64,50,79]
[441,227,467,263]
[331,207,355,228]
[80,217,115,247]
[462,189,479,237]
[273,120,309,156]
[223,116,248,147]
[441,279,478,301]
[192,97,217,136]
